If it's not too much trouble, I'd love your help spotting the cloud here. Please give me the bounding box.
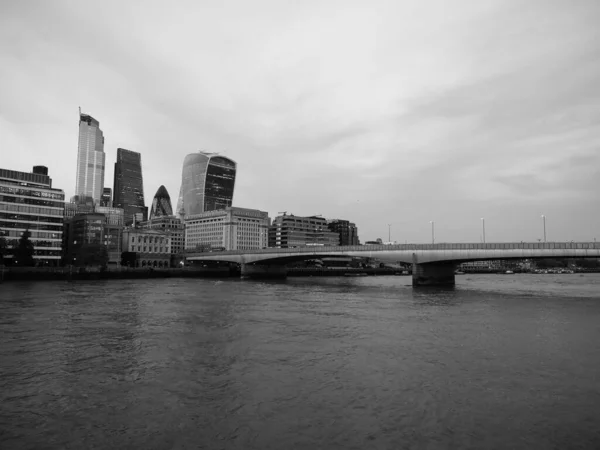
[0,0,599,242]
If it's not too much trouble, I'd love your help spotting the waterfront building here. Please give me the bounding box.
[113,148,147,225]
[149,185,173,219]
[139,215,185,255]
[185,207,269,251]
[100,187,112,207]
[268,214,339,248]
[327,219,360,246]
[62,197,124,266]
[75,112,105,202]
[62,212,105,267]
[0,166,64,265]
[121,228,172,268]
[176,152,236,218]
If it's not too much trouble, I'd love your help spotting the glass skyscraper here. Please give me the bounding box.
[176,152,236,218]
[113,148,146,225]
[75,112,105,202]
[149,185,173,219]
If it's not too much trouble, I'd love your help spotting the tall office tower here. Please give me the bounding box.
[327,219,360,245]
[100,187,112,207]
[75,112,105,202]
[113,148,146,225]
[149,185,173,219]
[176,152,236,218]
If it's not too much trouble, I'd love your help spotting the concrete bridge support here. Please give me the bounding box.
[241,263,288,279]
[412,262,456,286]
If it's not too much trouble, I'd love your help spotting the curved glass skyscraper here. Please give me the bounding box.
[149,185,173,219]
[176,152,237,218]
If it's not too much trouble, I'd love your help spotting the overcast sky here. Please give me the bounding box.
[1,0,599,243]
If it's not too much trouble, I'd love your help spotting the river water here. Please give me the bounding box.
[1,274,599,449]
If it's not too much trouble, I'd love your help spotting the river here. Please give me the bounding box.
[1,274,599,449]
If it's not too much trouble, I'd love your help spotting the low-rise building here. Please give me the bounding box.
[121,228,172,268]
[185,206,270,251]
[327,219,360,246]
[138,215,185,254]
[268,214,339,248]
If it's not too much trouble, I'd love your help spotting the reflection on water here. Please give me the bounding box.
[1,274,600,449]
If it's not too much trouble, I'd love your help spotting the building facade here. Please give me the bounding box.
[121,228,172,268]
[327,219,360,246]
[139,215,185,255]
[75,112,105,202]
[113,148,146,225]
[185,207,269,251]
[0,166,64,265]
[176,152,236,218]
[100,187,112,207]
[268,214,340,248]
[149,185,173,219]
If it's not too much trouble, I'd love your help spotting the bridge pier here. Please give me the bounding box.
[412,262,455,286]
[241,263,287,279]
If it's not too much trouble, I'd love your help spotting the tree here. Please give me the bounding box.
[13,230,35,267]
[0,234,7,264]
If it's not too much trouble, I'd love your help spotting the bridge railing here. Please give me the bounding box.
[187,242,600,256]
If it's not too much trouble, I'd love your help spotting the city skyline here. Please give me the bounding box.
[1,0,599,243]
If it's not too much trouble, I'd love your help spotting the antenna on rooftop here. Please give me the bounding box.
[278,211,287,216]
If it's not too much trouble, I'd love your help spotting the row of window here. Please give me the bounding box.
[0,221,62,231]
[0,204,63,217]
[0,185,64,200]
[0,195,64,209]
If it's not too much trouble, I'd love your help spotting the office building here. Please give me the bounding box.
[176,152,236,218]
[0,166,64,265]
[327,219,360,246]
[100,187,112,207]
[149,185,173,219]
[113,148,146,225]
[185,207,269,251]
[139,215,185,255]
[75,112,105,202]
[121,228,172,268]
[268,214,340,248]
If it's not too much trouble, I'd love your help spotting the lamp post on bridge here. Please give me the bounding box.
[429,221,435,244]
[481,217,486,243]
[541,215,546,242]
[388,224,391,243]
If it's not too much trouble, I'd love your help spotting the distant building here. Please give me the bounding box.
[0,166,64,265]
[185,207,269,251]
[62,212,106,267]
[62,197,124,266]
[149,185,173,219]
[100,187,112,207]
[176,152,236,218]
[75,112,105,202]
[327,219,360,246]
[268,214,340,248]
[113,148,147,225]
[121,228,172,268]
[139,215,185,255]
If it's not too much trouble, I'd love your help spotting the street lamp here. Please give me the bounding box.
[388,224,391,243]
[541,215,546,242]
[481,217,486,243]
[429,221,435,244]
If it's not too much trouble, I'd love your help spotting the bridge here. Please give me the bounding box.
[186,242,600,286]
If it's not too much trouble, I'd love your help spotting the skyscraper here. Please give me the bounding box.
[113,148,146,225]
[75,112,105,202]
[176,152,236,218]
[149,185,173,219]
